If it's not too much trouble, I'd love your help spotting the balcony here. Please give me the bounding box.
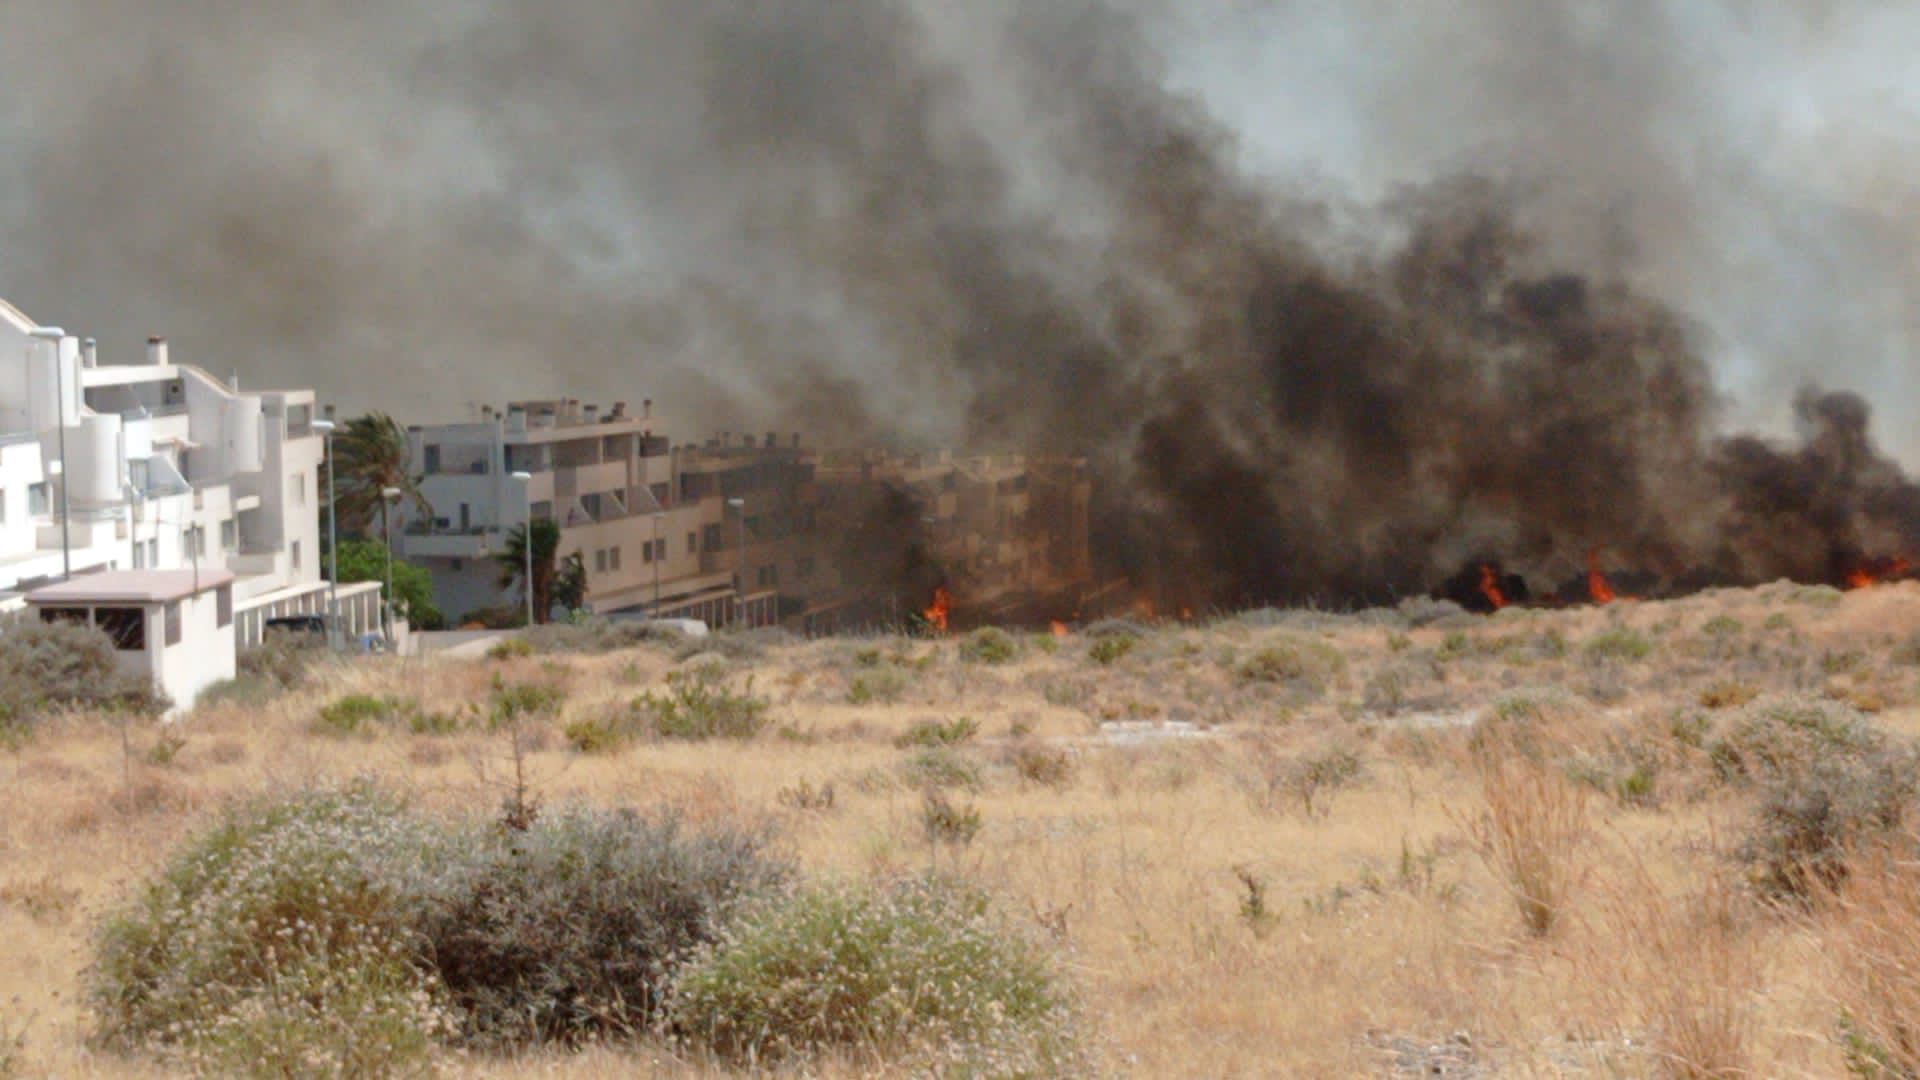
[400,524,500,559]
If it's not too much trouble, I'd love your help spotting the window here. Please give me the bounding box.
[216,586,232,628]
[687,531,698,554]
[0,489,5,525]
[594,549,607,573]
[703,524,722,552]
[652,539,666,562]
[293,472,306,506]
[531,500,553,521]
[147,539,159,566]
[424,444,441,474]
[797,556,816,580]
[38,607,88,627]
[180,527,195,559]
[291,540,302,570]
[450,558,464,572]
[28,482,48,516]
[459,503,470,531]
[221,519,236,552]
[757,565,779,588]
[165,602,182,646]
[610,546,622,570]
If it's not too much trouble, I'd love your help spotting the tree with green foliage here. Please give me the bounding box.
[496,519,587,624]
[333,538,444,630]
[329,412,428,538]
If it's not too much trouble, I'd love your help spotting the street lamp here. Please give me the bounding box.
[29,328,72,580]
[312,418,340,648]
[651,511,665,613]
[510,471,533,627]
[380,485,401,644]
[727,497,746,627]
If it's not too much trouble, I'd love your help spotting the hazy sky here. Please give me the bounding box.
[1,2,1917,464]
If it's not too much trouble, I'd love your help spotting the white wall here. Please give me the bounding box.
[150,588,236,713]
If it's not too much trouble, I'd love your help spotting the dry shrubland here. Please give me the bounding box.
[6,581,1920,1075]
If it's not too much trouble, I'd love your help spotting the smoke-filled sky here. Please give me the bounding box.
[2,1,1916,459]
[5,1,1920,605]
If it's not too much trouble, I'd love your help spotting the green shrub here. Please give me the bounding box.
[902,747,983,791]
[88,781,451,1076]
[919,789,983,847]
[237,629,325,689]
[1237,636,1347,692]
[894,716,979,749]
[562,710,644,754]
[1701,615,1744,639]
[672,876,1080,1071]
[1003,740,1075,788]
[1087,634,1137,666]
[847,667,910,705]
[487,637,535,661]
[411,807,786,1046]
[312,694,404,737]
[958,627,1019,665]
[0,620,168,742]
[487,677,566,730]
[1714,700,1919,899]
[636,667,769,740]
[1584,627,1654,663]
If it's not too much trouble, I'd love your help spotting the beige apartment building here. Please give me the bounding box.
[397,401,814,627]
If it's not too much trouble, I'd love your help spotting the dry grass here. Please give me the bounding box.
[4,582,1920,1074]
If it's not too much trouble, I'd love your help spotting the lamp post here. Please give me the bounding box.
[312,419,340,648]
[29,329,72,580]
[511,471,533,627]
[727,497,746,627]
[380,486,401,644]
[651,511,665,613]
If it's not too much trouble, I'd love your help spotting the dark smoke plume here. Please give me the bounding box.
[3,2,1918,608]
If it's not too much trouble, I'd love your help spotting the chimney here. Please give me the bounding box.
[146,336,169,366]
[80,338,98,368]
[506,404,527,433]
[324,404,337,421]
[642,398,652,419]
[765,431,777,450]
[481,405,494,421]
[609,401,627,420]
[583,403,600,424]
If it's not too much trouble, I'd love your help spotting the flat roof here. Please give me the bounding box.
[26,569,237,605]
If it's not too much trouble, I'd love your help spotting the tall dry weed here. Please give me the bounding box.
[1463,748,1590,937]
[1825,846,1920,1076]
[1600,871,1759,1079]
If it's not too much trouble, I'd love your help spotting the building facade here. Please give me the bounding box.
[399,401,817,628]
[0,297,382,650]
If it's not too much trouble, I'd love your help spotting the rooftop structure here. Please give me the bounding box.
[0,297,384,668]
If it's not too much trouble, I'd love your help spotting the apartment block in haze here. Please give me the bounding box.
[398,400,818,628]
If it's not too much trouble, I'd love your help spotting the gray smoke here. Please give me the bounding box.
[4,1,1918,605]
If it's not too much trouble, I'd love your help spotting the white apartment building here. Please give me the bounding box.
[0,297,384,664]
[399,400,807,627]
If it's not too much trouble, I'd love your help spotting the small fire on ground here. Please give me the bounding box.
[923,586,953,633]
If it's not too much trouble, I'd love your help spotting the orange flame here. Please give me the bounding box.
[1049,620,1070,638]
[1478,564,1509,611]
[1846,557,1912,590]
[1588,549,1618,605]
[923,586,952,632]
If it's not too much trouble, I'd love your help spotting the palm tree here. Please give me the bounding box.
[330,412,428,538]
[497,518,575,624]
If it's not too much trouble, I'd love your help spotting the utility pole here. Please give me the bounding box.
[511,471,534,627]
[313,419,340,647]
